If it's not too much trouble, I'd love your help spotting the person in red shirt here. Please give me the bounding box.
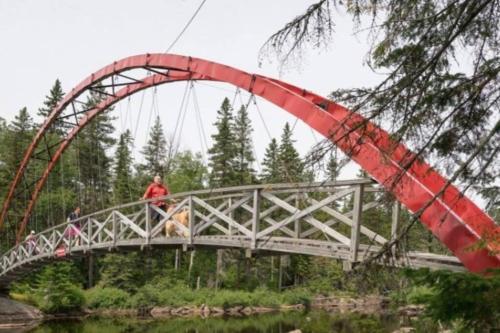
[142,175,170,223]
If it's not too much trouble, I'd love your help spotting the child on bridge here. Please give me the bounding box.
[66,207,81,246]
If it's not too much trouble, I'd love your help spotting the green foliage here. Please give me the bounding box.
[233,105,256,185]
[166,150,207,193]
[405,268,500,331]
[78,89,116,212]
[34,262,85,313]
[84,275,313,310]
[98,253,145,293]
[141,115,169,178]
[280,288,311,307]
[208,97,237,187]
[391,284,435,306]
[37,79,65,132]
[277,122,303,182]
[113,130,135,204]
[325,151,340,181]
[84,287,130,309]
[260,138,280,182]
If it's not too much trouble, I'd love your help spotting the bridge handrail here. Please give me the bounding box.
[67,179,379,229]
[0,178,465,280]
[1,180,377,261]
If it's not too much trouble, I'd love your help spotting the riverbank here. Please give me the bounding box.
[88,294,391,318]
[2,293,433,333]
[0,296,43,330]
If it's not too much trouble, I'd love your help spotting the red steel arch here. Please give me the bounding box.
[1,53,498,273]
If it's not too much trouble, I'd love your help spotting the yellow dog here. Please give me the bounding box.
[165,206,189,237]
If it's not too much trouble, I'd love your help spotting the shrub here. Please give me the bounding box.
[280,288,311,307]
[85,287,130,309]
[205,290,251,309]
[36,284,85,313]
[405,268,500,331]
[34,262,85,313]
[249,287,280,308]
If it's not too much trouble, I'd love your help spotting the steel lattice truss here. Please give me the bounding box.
[0,180,464,286]
[0,54,498,273]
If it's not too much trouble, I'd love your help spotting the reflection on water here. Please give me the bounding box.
[28,311,400,333]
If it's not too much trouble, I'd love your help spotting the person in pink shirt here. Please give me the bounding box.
[142,175,170,223]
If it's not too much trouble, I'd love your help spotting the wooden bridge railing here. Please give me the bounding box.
[0,179,463,285]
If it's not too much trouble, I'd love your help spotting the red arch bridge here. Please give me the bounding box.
[0,54,498,285]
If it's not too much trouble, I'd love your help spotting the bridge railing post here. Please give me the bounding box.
[294,194,301,238]
[112,211,117,247]
[87,217,92,250]
[349,184,364,265]
[228,197,233,235]
[68,223,72,254]
[188,195,194,245]
[251,189,261,250]
[145,203,151,246]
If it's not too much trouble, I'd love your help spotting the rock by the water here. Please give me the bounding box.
[0,296,43,330]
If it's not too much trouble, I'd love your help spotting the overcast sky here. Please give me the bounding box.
[0,0,383,178]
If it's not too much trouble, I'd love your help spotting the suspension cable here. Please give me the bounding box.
[173,82,193,157]
[191,82,210,161]
[143,86,158,148]
[241,93,262,173]
[171,81,191,151]
[163,0,208,53]
[251,95,273,142]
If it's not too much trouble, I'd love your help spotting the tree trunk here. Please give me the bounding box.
[174,249,180,271]
[188,250,195,280]
[87,254,94,288]
[215,249,223,290]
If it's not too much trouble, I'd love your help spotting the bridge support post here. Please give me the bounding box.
[175,249,180,271]
[251,189,260,250]
[350,184,364,264]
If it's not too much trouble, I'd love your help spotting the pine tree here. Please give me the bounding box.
[98,253,144,292]
[141,116,168,178]
[261,138,280,183]
[233,105,255,185]
[78,89,116,211]
[113,130,134,204]
[208,98,237,187]
[38,79,65,132]
[326,151,339,181]
[36,80,71,224]
[0,110,34,246]
[277,122,303,182]
[6,108,34,170]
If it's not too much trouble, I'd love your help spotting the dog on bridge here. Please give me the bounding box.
[164,205,190,238]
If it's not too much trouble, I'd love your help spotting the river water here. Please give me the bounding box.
[28,311,402,333]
